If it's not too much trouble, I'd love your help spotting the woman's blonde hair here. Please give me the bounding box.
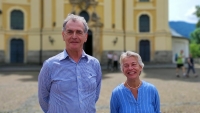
[119,51,144,72]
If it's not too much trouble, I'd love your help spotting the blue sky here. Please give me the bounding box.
[169,0,200,23]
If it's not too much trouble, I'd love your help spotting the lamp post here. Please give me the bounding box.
[0,10,2,30]
[122,0,126,52]
[39,0,44,65]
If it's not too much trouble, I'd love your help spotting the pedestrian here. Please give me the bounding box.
[176,50,186,77]
[112,52,119,71]
[110,51,161,113]
[186,54,198,77]
[38,14,102,113]
[107,51,113,71]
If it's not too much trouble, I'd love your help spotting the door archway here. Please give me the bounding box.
[139,40,150,62]
[10,38,24,63]
[84,30,93,56]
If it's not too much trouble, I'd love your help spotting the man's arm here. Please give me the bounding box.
[38,61,51,112]
[95,61,102,102]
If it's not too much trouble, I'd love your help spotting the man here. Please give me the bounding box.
[107,51,113,71]
[176,50,186,77]
[186,54,198,77]
[112,52,119,71]
[38,14,102,113]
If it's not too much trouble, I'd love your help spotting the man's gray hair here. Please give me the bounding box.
[62,14,89,33]
[119,51,144,72]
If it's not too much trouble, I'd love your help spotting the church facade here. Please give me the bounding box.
[0,0,174,65]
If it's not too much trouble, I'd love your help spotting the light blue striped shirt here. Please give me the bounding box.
[110,81,160,113]
[38,50,102,113]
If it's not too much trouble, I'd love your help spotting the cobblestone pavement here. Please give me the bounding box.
[0,66,200,113]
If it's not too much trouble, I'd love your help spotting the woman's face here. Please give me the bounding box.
[122,56,142,80]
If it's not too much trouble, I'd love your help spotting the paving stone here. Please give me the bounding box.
[0,66,200,113]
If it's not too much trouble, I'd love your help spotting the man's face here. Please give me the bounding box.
[62,19,88,51]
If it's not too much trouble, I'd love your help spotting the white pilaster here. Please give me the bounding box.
[55,0,64,29]
[115,0,122,30]
[0,0,2,29]
[163,0,170,32]
[43,0,52,29]
[30,0,40,29]
[125,0,134,31]
[156,0,169,32]
[103,0,112,29]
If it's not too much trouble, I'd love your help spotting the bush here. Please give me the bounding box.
[189,43,200,58]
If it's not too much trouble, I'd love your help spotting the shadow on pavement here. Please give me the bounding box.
[142,68,200,83]
[0,71,39,82]
[101,68,200,83]
[1,67,199,83]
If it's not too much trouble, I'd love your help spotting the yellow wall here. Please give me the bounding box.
[52,0,56,28]
[96,2,104,23]
[28,35,40,50]
[64,4,71,17]
[155,35,172,50]
[2,3,30,30]
[42,34,64,50]
[0,34,4,49]
[126,36,136,51]
[112,0,115,29]
[0,0,172,63]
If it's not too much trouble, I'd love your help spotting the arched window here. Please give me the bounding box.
[10,10,24,30]
[139,15,150,32]
[79,10,90,22]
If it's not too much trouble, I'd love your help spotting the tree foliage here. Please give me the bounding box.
[189,43,200,58]
[189,5,200,58]
[190,28,200,44]
[194,5,200,28]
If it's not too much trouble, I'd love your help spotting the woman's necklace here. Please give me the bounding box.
[126,80,141,90]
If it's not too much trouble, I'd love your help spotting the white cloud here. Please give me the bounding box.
[169,0,200,23]
[184,6,198,23]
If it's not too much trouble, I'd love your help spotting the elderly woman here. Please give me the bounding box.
[110,51,161,113]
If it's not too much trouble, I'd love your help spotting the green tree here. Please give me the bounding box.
[190,28,200,44]
[189,5,200,58]
[194,5,200,28]
[189,43,200,58]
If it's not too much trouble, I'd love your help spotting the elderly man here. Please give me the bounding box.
[38,14,102,113]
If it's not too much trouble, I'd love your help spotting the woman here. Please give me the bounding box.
[110,51,161,113]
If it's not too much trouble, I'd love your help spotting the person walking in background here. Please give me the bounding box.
[38,14,102,113]
[176,50,186,77]
[186,54,198,77]
[112,52,119,71]
[110,51,161,113]
[107,51,113,71]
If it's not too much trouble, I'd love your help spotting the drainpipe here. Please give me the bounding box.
[122,0,126,52]
[39,0,43,65]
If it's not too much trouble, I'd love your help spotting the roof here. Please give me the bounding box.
[170,28,183,37]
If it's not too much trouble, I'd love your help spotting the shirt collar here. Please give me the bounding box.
[59,49,88,61]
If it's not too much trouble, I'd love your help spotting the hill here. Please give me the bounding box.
[169,21,196,38]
